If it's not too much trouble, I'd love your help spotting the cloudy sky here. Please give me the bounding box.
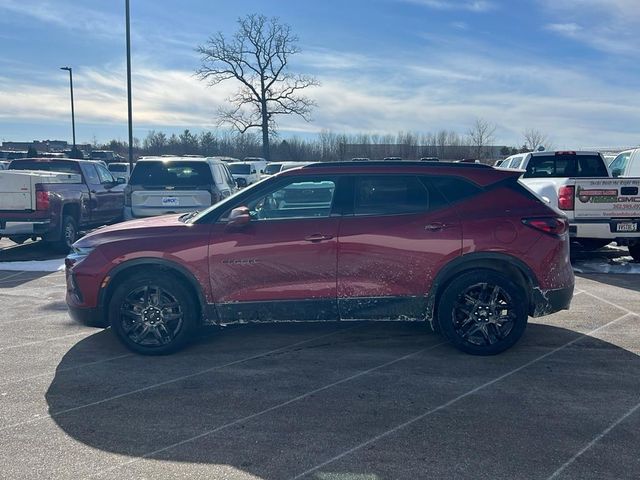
[0,0,639,148]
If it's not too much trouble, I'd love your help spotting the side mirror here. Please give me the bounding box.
[227,206,251,228]
[612,168,622,178]
[117,177,126,184]
[235,178,247,188]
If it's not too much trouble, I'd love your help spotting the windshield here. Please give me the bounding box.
[129,161,214,187]
[8,159,81,174]
[228,164,251,175]
[264,163,283,175]
[91,152,111,159]
[108,164,127,172]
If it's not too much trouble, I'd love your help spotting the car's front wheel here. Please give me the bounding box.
[437,270,528,355]
[109,272,199,355]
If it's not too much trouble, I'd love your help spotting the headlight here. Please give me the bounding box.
[65,246,95,269]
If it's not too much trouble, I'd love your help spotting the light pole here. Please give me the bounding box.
[125,0,134,170]
[60,66,76,150]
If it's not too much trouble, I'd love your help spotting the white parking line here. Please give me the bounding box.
[288,311,634,480]
[0,325,360,433]
[0,353,134,387]
[90,341,447,478]
[546,400,640,480]
[0,332,89,352]
[0,271,27,282]
[579,290,636,315]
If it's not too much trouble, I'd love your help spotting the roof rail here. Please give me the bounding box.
[303,161,492,169]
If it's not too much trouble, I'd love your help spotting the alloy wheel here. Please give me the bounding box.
[451,282,517,346]
[120,285,184,346]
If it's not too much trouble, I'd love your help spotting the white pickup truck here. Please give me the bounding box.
[501,151,640,261]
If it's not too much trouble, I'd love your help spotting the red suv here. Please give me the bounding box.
[66,162,574,355]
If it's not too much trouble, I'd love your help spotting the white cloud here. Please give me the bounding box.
[402,0,496,12]
[540,0,640,56]
[1,45,639,148]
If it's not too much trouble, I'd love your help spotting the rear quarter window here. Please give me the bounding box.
[429,176,483,204]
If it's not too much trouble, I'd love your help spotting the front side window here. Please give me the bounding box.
[96,164,115,184]
[353,176,430,216]
[245,179,336,220]
[609,152,630,177]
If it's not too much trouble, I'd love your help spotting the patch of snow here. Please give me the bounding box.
[573,256,640,274]
[0,258,65,272]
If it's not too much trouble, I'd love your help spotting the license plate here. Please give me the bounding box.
[161,196,179,207]
[616,222,638,232]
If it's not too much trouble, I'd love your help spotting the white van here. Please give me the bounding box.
[609,148,640,177]
[228,161,262,187]
[108,162,131,182]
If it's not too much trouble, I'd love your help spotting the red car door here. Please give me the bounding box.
[208,176,340,322]
[337,174,462,319]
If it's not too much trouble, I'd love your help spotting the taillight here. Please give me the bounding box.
[124,185,132,206]
[35,185,50,210]
[522,217,568,236]
[558,185,575,210]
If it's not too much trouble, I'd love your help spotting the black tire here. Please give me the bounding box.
[573,239,611,251]
[53,215,78,252]
[437,270,528,355]
[108,271,199,355]
[629,243,640,262]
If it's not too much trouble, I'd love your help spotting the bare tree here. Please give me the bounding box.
[468,118,497,159]
[196,14,318,161]
[522,128,551,152]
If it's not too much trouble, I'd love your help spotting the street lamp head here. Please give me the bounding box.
[60,66,71,71]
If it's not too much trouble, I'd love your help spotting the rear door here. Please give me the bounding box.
[95,163,124,222]
[337,175,462,320]
[81,163,109,224]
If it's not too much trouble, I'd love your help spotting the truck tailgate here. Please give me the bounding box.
[574,178,640,225]
[0,171,36,210]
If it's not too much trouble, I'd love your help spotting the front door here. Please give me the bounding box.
[337,174,462,320]
[208,176,341,323]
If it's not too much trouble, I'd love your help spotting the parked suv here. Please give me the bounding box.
[124,156,237,219]
[66,161,574,356]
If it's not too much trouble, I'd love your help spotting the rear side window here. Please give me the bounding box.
[129,161,214,187]
[83,164,101,185]
[523,155,608,178]
[430,176,482,204]
[354,176,430,215]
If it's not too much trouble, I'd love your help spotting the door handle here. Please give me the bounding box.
[424,223,453,232]
[304,234,334,242]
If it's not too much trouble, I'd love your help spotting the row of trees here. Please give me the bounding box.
[97,126,551,163]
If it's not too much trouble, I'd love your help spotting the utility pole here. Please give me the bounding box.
[125,0,134,170]
[60,67,76,149]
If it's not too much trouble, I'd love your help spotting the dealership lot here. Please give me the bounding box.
[0,247,639,479]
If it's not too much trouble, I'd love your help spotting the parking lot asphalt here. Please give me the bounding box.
[0,255,639,479]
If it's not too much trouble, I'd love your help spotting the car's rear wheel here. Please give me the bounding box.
[51,215,78,252]
[109,272,199,355]
[437,270,528,355]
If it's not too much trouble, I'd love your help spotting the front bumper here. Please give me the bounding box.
[530,285,574,317]
[67,303,108,328]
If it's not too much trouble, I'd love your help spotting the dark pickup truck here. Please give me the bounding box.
[0,158,125,251]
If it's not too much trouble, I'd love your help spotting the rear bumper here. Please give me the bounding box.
[530,285,574,317]
[570,219,640,240]
[125,206,202,219]
[0,221,51,235]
